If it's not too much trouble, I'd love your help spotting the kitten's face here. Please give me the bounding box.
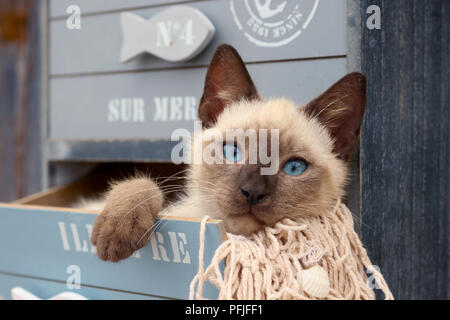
[192,99,347,234]
[192,45,366,235]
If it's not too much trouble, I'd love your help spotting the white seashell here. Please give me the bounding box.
[302,265,330,298]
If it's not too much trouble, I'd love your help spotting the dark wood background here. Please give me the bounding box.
[0,0,41,202]
[0,0,448,299]
[361,0,449,299]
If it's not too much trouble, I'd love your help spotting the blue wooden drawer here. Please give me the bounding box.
[50,58,346,140]
[0,181,225,300]
[50,0,346,75]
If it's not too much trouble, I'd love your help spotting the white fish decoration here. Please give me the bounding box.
[302,265,330,298]
[120,6,215,63]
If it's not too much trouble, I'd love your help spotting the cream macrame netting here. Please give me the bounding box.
[190,200,393,300]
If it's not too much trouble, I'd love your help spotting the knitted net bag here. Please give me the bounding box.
[190,200,393,300]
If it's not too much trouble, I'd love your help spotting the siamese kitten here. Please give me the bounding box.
[91,44,366,262]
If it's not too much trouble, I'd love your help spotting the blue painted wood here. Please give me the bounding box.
[47,140,181,162]
[49,58,347,141]
[0,273,161,300]
[50,0,194,18]
[49,0,346,75]
[0,204,224,299]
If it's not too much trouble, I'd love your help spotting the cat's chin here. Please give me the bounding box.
[223,209,267,235]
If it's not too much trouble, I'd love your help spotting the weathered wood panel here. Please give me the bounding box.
[0,0,41,202]
[49,0,195,18]
[0,200,225,299]
[361,0,449,299]
[49,58,346,140]
[49,0,346,75]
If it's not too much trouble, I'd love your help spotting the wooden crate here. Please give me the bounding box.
[0,176,226,300]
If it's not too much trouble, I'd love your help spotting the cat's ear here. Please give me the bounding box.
[304,72,366,161]
[198,44,260,128]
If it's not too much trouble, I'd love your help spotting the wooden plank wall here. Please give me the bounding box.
[361,0,449,299]
[0,0,41,202]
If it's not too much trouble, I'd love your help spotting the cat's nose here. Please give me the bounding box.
[238,165,275,206]
[239,187,269,205]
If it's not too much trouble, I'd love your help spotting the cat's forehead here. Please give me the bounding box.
[215,98,299,130]
[213,98,333,154]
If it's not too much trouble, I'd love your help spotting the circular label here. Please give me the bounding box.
[230,0,320,47]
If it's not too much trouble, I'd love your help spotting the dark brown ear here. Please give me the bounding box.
[304,72,366,161]
[198,44,259,128]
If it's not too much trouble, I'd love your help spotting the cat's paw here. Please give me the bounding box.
[91,177,163,262]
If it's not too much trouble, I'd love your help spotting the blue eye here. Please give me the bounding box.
[283,158,308,176]
[223,143,242,162]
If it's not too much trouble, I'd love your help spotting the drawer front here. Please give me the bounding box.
[50,0,193,17]
[0,274,159,300]
[0,204,224,299]
[50,58,346,140]
[50,0,346,75]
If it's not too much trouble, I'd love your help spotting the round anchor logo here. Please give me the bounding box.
[230,0,320,47]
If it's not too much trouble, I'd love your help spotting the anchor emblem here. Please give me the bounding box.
[254,0,287,19]
[230,0,319,47]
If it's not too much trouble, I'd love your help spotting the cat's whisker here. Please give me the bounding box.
[154,170,190,184]
[118,184,218,220]
[137,219,164,245]
[349,213,374,232]
[310,94,351,123]
[98,185,186,211]
[120,188,187,219]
